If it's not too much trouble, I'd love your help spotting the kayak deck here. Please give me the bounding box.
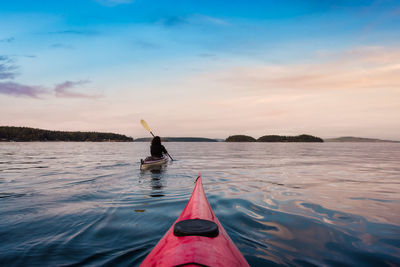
[140,175,249,267]
[140,155,168,170]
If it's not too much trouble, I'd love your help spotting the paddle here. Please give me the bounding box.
[140,119,174,161]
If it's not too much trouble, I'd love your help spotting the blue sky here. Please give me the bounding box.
[1,0,400,139]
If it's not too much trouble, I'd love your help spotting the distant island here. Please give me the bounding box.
[258,134,323,142]
[324,136,400,143]
[0,126,133,142]
[226,135,256,142]
[226,134,323,142]
[135,137,218,142]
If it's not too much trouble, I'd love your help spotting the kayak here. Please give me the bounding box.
[140,155,168,170]
[140,175,249,267]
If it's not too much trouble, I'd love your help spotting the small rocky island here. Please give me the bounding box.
[226,134,323,142]
[0,126,133,142]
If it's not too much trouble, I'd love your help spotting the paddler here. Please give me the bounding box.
[150,136,168,158]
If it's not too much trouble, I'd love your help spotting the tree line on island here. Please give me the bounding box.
[1,126,324,142]
[0,126,133,142]
[135,137,218,142]
[226,134,324,142]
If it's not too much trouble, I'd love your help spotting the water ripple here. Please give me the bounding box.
[0,142,399,266]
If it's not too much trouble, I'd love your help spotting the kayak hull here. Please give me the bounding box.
[140,176,249,267]
[140,155,168,170]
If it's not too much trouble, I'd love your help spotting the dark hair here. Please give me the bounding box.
[151,136,161,146]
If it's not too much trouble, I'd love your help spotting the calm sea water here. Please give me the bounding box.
[0,142,399,266]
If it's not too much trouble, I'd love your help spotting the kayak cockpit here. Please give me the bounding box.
[174,219,219,237]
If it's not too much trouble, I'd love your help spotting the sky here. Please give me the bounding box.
[1,0,400,140]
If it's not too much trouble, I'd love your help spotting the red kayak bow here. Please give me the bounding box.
[140,175,249,267]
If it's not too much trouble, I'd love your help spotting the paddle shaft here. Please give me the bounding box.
[164,145,174,161]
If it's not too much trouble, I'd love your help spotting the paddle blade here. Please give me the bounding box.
[140,119,151,132]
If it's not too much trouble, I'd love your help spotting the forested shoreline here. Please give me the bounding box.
[226,134,324,142]
[4,127,392,143]
[135,137,218,142]
[0,126,133,142]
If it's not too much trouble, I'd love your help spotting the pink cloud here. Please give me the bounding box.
[200,46,400,92]
[1,56,102,99]
[0,82,46,98]
[54,80,103,99]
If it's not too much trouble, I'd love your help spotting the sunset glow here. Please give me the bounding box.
[1,0,399,139]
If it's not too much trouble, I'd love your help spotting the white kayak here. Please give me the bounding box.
[140,155,168,170]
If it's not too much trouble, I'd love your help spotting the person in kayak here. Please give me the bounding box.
[151,136,168,158]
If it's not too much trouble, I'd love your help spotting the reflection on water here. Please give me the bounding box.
[0,142,399,266]
[139,165,167,197]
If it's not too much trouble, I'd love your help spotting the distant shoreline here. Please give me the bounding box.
[134,137,218,142]
[0,126,133,142]
[1,126,398,143]
[324,136,400,143]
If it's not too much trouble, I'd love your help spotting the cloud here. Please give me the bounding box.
[95,0,133,7]
[47,30,98,36]
[3,54,36,58]
[200,46,400,92]
[161,16,188,27]
[198,53,215,58]
[0,82,45,98]
[50,43,74,49]
[0,57,101,99]
[0,79,103,99]
[159,14,229,28]
[54,80,103,99]
[0,56,17,80]
[134,40,158,49]
[20,55,36,58]
[0,56,45,98]
[198,53,219,60]
[0,37,15,43]
[190,14,229,26]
